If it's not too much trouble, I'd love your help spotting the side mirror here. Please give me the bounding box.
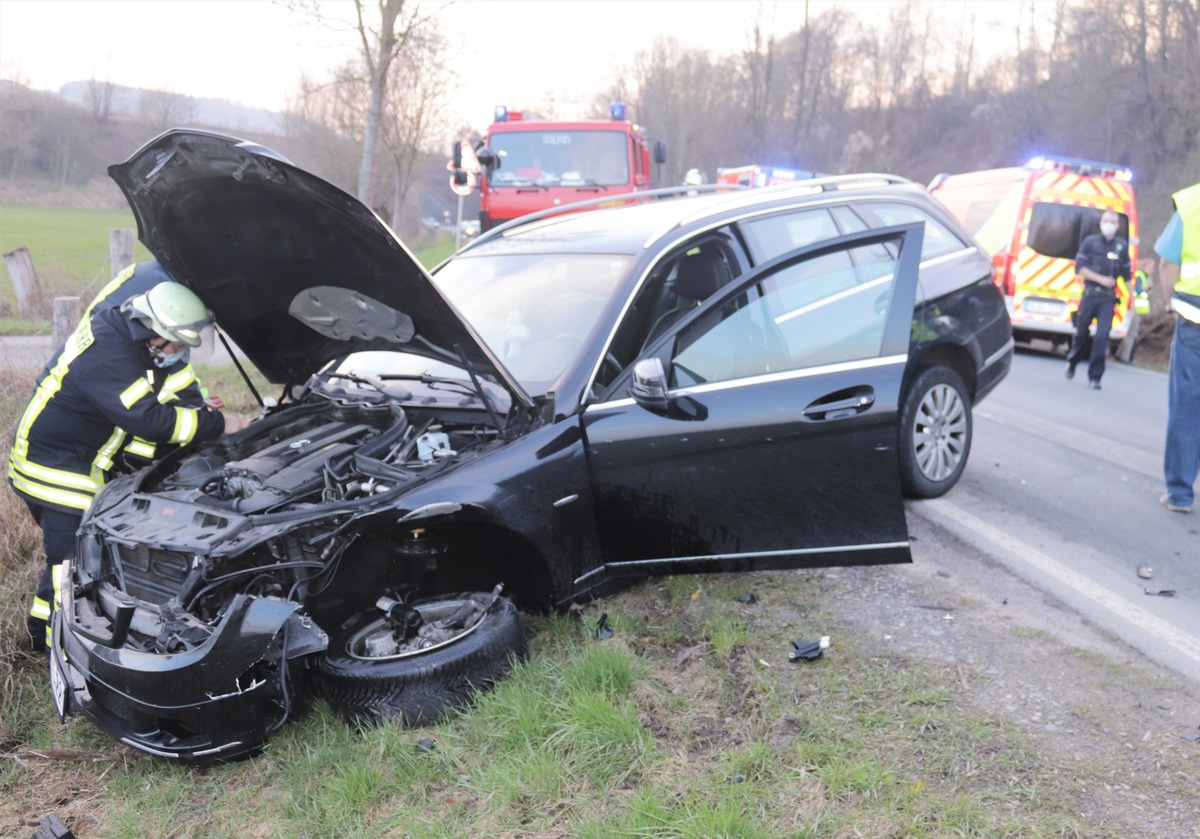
[452,142,463,168]
[653,140,667,165]
[631,358,708,420]
[476,146,497,170]
[631,358,669,414]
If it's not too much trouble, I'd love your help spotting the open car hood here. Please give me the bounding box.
[108,129,530,405]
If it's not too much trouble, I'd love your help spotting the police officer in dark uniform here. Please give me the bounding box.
[8,279,245,650]
[1066,209,1131,389]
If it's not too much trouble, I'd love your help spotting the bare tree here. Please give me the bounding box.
[625,37,739,184]
[86,77,114,123]
[951,0,977,98]
[281,71,363,190]
[380,26,453,232]
[139,89,196,131]
[283,0,446,210]
[740,7,778,162]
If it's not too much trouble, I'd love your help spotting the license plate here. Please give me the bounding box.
[49,635,69,722]
[1022,298,1067,318]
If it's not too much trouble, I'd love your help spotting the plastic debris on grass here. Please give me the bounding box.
[789,636,830,662]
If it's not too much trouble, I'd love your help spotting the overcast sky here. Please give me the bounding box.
[0,0,798,128]
[0,0,1010,133]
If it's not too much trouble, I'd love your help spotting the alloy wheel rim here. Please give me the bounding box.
[912,383,968,481]
[347,599,483,661]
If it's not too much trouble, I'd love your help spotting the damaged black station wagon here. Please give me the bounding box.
[50,130,1012,764]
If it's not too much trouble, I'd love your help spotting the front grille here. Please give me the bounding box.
[111,543,192,605]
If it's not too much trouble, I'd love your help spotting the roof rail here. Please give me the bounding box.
[657,172,914,241]
[790,172,912,192]
[458,183,744,254]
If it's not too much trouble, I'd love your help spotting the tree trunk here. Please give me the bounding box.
[354,0,405,208]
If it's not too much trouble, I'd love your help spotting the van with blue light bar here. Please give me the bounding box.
[928,154,1140,361]
[468,102,667,232]
[714,164,827,189]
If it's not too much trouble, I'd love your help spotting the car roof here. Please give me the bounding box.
[458,174,926,258]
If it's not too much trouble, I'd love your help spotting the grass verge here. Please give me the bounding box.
[1,562,1116,838]
[0,204,153,316]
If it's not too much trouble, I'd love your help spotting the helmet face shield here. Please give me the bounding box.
[156,318,208,347]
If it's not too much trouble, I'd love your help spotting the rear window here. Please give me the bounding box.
[1026,204,1130,260]
[740,208,840,262]
[853,202,968,260]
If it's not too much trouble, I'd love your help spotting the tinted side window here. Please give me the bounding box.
[669,239,901,387]
[1026,203,1129,259]
[741,208,840,263]
[855,202,966,259]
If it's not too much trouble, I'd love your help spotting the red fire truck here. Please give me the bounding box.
[471,103,665,231]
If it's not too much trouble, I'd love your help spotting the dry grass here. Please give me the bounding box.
[0,364,47,705]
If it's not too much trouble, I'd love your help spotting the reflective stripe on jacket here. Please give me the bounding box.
[8,300,225,514]
[78,261,211,466]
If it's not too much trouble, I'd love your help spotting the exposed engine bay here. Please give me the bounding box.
[74,372,508,655]
[155,373,504,514]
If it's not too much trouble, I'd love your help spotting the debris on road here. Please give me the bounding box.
[789,636,830,662]
[29,813,75,839]
[1137,565,1154,579]
[1144,588,1177,597]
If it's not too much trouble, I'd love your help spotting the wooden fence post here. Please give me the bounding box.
[109,228,135,274]
[52,297,82,350]
[3,246,42,316]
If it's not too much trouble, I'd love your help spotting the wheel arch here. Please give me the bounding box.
[905,341,978,403]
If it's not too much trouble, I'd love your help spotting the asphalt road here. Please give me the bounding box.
[0,331,235,370]
[913,346,1200,685]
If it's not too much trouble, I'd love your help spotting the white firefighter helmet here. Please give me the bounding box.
[125,282,212,347]
[683,168,705,186]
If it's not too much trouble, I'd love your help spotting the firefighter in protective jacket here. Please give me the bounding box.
[8,279,245,650]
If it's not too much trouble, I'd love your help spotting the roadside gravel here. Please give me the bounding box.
[820,508,1200,838]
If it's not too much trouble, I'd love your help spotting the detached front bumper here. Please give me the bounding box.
[51,565,327,764]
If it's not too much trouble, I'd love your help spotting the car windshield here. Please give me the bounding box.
[332,253,631,397]
[423,252,631,393]
[490,130,630,187]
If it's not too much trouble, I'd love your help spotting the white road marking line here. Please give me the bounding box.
[919,497,1200,670]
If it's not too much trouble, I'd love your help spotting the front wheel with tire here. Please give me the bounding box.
[898,366,973,499]
[318,592,527,727]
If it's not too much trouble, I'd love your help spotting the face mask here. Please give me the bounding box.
[150,345,189,369]
[1100,222,1118,237]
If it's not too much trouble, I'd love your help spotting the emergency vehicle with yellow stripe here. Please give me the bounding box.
[928,156,1139,357]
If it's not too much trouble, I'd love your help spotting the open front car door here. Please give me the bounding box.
[578,223,924,589]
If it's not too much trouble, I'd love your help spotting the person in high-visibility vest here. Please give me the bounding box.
[8,279,246,650]
[1155,181,1200,513]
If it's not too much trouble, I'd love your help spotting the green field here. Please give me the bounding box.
[0,205,152,311]
[0,203,455,329]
